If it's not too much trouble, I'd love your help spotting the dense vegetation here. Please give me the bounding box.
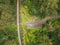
[0,0,60,45]
[0,0,18,45]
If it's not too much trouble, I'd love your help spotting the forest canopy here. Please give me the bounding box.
[0,0,60,45]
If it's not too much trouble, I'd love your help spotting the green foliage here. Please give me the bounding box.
[21,0,60,45]
[0,0,60,45]
[21,0,58,18]
[0,0,18,45]
[0,0,16,26]
[0,26,19,45]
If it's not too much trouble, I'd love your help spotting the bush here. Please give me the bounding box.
[0,26,19,45]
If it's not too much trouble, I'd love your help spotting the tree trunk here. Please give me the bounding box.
[17,0,22,45]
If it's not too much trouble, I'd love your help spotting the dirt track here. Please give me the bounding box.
[20,15,60,28]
